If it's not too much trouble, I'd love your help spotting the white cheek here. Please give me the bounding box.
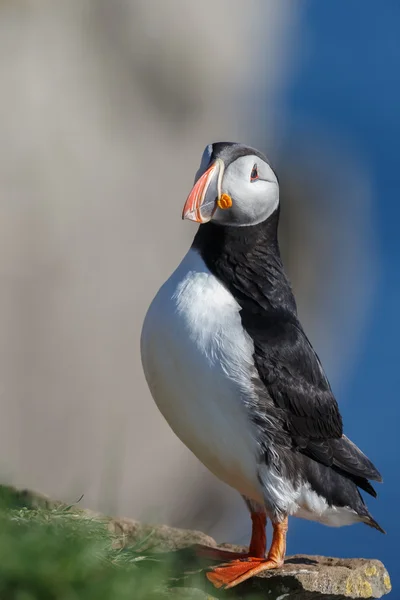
[223,180,279,226]
[218,156,279,226]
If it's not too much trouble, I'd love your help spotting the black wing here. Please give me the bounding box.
[242,310,382,487]
[243,310,342,445]
[192,218,382,488]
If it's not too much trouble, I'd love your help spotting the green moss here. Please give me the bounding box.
[0,487,176,600]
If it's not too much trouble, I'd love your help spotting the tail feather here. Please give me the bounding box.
[363,514,386,534]
[332,435,382,483]
[334,470,377,498]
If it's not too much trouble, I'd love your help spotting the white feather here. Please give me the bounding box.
[295,484,361,527]
[259,463,361,526]
[141,248,264,502]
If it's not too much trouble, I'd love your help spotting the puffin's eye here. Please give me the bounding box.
[250,164,259,182]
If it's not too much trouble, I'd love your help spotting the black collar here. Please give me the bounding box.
[192,209,297,316]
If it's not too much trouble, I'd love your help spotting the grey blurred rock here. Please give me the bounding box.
[0,0,291,543]
[108,516,216,552]
[0,1,377,553]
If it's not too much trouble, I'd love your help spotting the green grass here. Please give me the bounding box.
[0,487,181,600]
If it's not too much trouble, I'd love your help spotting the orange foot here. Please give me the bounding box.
[206,557,282,589]
[206,517,288,590]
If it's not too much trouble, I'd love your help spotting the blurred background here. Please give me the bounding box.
[0,0,398,591]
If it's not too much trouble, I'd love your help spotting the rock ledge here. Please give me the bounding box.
[189,552,391,600]
[4,486,391,599]
[109,518,391,599]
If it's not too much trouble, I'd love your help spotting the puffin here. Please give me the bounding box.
[140,142,383,589]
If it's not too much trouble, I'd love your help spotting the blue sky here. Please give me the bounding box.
[282,1,400,590]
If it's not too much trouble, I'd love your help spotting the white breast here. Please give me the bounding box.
[140,248,263,502]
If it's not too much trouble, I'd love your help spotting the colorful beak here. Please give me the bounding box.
[182,159,224,223]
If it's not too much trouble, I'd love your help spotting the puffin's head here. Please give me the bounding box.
[182,142,279,226]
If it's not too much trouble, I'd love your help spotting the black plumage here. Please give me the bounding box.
[193,206,382,527]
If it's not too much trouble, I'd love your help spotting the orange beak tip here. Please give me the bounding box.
[182,161,221,224]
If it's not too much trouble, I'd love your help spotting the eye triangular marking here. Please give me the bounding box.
[250,164,259,182]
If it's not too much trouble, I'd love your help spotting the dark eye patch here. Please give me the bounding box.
[250,164,259,182]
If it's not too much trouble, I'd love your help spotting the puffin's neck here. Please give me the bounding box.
[192,209,297,315]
